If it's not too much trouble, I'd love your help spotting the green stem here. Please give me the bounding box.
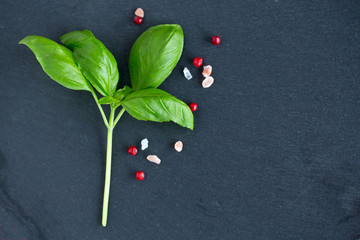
[102,107,115,227]
[91,91,109,128]
[113,108,126,127]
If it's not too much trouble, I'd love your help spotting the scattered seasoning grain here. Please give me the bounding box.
[202,65,212,77]
[174,141,183,152]
[146,155,161,164]
[211,36,221,45]
[189,103,198,112]
[135,8,144,18]
[135,171,145,180]
[133,16,143,25]
[127,146,138,155]
[183,67,193,80]
[141,138,149,150]
[193,57,203,67]
[202,76,214,88]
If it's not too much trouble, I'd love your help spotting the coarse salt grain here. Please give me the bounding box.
[202,76,214,88]
[174,141,183,152]
[146,155,161,164]
[202,65,212,77]
[135,8,144,18]
[183,67,192,80]
[141,138,149,150]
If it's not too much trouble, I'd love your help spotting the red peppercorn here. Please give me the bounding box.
[211,35,221,45]
[135,171,145,181]
[193,57,203,67]
[127,146,138,156]
[189,103,198,112]
[133,16,143,25]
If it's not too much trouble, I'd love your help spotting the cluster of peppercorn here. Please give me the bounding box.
[127,140,183,180]
[133,8,144,24]
[130,8,220,181]
[126,146,145,180]
[188,36,220,111]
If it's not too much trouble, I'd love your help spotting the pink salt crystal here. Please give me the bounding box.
[174,141,183,152]
[146,155,161,164]
[202,65,212,77]
[202,76,214,88]
[134,8,144,18]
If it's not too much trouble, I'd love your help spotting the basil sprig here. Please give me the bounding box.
[19,24,193,227]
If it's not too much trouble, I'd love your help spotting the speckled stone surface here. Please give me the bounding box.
[1,0,360,239]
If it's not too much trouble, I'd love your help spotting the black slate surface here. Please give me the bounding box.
[1,0,360,239]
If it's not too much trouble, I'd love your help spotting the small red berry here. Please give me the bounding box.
[133,16,143,25]
[193,57,203,67]
[211,35,221,45]
[135,171,145,181]
[127,146,138,156]
[189,103,198,112]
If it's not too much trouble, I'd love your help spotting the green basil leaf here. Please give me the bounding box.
[19,35,91,91]
[122,89,193,130]
[99,86,133,106]
[98,96,121,105]
[113,86,133,102]
[60,30,119,96]
[129,24,184,90]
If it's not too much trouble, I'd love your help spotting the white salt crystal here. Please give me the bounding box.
[135,8,144,18]
[141,138,149,150]
[183,67,192,80]
[202,65,212,77]
[202,76,214,88]
[146,155,161,164]
[174,141,183,152]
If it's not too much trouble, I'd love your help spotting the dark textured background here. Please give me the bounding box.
[1,0,360,239]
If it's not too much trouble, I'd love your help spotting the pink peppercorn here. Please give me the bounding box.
[133,16,143,25]
[193,57,203,67]
[127,146,138,156]
[211,36,221,45]
[189,103,198,112]
[135,171,145,181]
